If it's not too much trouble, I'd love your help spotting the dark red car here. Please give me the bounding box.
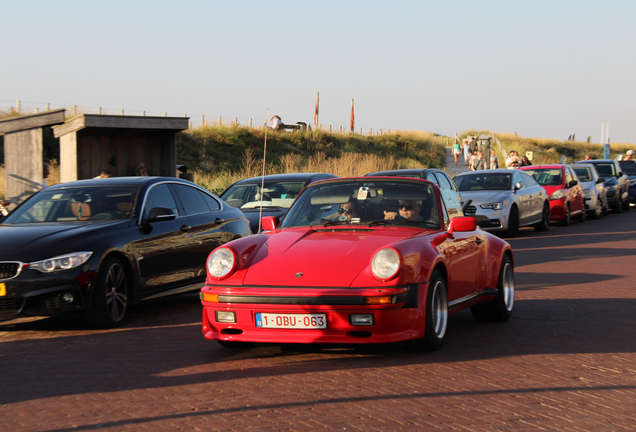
[201,177,515,351]
[520,164,585,225]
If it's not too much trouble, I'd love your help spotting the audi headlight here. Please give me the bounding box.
[371,248,401,281]
[549,189,564,200]
[207,248,237,279]
[480,202,503,210]
[30,252,93,273]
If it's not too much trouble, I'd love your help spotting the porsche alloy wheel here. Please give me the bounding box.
[86,257,128,328]
[408,271,447,351]
[471,255,515,322]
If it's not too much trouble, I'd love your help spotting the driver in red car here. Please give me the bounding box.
[384,199,423,221]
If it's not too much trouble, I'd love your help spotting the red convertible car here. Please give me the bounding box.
[200,177,515,350]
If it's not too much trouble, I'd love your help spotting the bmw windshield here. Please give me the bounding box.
[281,179,441,229]
[3,187,137,224]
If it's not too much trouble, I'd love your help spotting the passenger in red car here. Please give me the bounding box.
[338,200,359,221]
[384,199,423,221]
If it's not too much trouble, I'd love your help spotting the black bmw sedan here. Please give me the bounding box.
[0,177,250,328]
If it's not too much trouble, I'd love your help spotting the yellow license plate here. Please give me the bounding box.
[0,283,5,296]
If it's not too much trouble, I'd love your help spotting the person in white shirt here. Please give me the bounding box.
[271,115,283,130]
[505,151,521,169]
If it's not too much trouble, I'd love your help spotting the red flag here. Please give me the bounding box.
[350,99,355,133]
[314,92,319,129]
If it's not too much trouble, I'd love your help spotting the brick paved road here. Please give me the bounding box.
[1,208,635,431]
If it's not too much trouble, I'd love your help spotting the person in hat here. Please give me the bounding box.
[625,150,635,161]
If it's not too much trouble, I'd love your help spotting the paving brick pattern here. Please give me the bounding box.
[1,209,635,431]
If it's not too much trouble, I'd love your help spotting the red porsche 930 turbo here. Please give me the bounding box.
[200,177,515,350]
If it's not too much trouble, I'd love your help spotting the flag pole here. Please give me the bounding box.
[259,109,268,233]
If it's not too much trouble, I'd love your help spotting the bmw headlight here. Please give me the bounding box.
[207,248,237,279]
[371,248,401,281]
[549,189,564,200]
[30,252,93,273]
[480,202,503,210]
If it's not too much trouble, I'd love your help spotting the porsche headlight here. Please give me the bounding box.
[480,202,502,210]
[371,248,401,281]
[207,248,237,279]
[30,252,93,273]
[549,189,564,200]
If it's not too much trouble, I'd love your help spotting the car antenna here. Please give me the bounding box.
[258,109,268,234]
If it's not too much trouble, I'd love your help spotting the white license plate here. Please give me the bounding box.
[255,313,327,329]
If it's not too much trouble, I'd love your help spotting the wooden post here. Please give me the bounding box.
[73,105,77,116]
[16,100,20,113]
[380,129,383,135]
[34,108,39,113]
[120,109,124,116]
[46,103,50,111]
[98,107,102,115]
[201,115,205,127]
[164,112,167,117]
[249,118,252,128]
[189,121,192,129]
[142,110,146,116]
[329,125,332,132]
[369,128,372,136]
[339,126,342,133]
[218,116,222,126]
[234,117,238,125]
[359,127,362,134]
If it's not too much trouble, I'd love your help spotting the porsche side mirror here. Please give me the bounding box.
[146,207,176,223]
[447,216,477,238]
[261,216,278,231]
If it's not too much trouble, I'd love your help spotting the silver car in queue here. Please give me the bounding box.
[570,163,608,219]
[454,169,550,237]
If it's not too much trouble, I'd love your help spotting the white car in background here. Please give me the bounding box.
[454,169,550,237]
[571,163,608,219]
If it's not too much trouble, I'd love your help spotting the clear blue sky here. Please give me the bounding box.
[2,0,634,143]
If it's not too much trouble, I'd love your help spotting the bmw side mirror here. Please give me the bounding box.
[514,182,523,190]
[568,180,578,188]
[146,207,176,223]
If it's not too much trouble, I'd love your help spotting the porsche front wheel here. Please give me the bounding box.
[408,271,447,351]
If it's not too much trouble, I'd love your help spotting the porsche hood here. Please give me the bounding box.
[240,227,417,287]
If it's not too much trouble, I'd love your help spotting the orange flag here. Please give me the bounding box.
[350,99,355,133]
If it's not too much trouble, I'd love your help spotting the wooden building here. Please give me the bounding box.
[0,109,66,207]
[52,114,189,182]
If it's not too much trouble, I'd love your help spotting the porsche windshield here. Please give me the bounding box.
[3,187,137,224]
[455,173,512,191]
[281,180,441,228]
[221,181,305,209]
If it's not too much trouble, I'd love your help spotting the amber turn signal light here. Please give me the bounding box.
[364,296,392,305]
[202,293,219,303]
